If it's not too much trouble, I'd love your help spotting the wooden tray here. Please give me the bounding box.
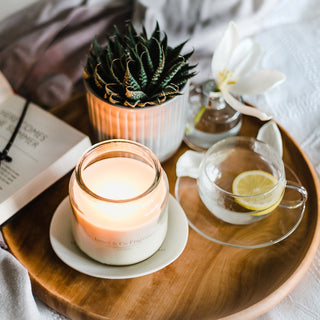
[3,96,320,320]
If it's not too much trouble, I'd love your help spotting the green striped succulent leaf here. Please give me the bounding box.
[84,21,196,107]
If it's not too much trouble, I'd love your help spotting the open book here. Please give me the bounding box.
[0,77,91,226]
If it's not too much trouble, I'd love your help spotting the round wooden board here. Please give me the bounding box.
[3,96,320,320]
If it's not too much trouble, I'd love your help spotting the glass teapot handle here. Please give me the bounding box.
[279,181,308,209]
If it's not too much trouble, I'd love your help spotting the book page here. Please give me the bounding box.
[0,95,91,224]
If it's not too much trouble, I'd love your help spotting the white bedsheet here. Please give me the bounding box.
[249,1,320,318]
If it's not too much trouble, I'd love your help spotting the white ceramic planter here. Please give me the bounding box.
[85,81,189,162]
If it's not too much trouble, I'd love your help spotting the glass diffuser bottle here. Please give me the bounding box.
[184,80,242,151]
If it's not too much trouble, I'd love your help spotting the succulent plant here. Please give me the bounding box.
[84,21,196,107]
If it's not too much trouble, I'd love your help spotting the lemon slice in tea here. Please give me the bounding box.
[232,170,284,216]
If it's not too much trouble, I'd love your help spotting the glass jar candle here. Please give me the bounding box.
[69,139,169,265]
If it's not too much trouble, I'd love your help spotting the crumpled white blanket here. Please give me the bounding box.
[247,1,320,319]
[0,248,40,320]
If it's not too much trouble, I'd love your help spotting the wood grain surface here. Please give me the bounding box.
[3,95,320,320]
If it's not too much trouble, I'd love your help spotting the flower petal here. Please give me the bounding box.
[257,120,283,158]
[228,70,286,95]
[221,88,272,121]
[211,21,239,80]
[228,38,262,78]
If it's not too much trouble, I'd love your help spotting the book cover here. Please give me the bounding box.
[0,94,91,226]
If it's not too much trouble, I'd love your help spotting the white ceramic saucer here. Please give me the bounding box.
[49,195,188,279]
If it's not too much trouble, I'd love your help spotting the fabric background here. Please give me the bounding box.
[0,0,132,109]
[0,0,320,319]
[245,1,320,318]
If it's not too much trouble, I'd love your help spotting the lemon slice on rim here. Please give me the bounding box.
[232,170,284,216]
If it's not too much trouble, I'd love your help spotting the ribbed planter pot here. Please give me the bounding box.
[84,81,189,162]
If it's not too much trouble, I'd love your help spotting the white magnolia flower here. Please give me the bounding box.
[211,21,286,121]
